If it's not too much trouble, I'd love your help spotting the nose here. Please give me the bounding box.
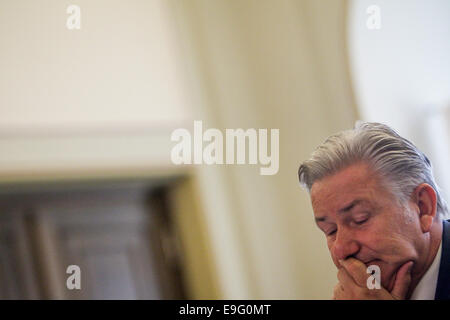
[331,227,360,262]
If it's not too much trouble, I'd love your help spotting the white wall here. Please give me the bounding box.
[348,0,450,199]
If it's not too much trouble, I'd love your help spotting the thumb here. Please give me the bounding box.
[390,261,414,300]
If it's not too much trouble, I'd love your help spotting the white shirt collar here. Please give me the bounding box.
[410,240,442,300]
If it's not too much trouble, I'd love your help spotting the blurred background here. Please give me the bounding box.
[0,0,449,299]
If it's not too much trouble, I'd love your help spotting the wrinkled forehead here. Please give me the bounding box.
[310,163,383,215]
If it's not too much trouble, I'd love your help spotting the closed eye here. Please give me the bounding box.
[353,217,369,225]
[327,229,337,236]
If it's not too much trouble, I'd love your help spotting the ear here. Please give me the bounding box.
[413,183,437,233]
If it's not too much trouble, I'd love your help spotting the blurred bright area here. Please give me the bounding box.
[348,0,450,202]
[0,0,448,299]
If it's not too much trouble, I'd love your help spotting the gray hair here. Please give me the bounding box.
[298,122,448,219]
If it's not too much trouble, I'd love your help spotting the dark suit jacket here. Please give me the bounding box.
[435,219,450,299]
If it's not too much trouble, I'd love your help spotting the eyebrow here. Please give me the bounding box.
[314,199,366,223]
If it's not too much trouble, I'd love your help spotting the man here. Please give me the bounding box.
[298,122,449,300]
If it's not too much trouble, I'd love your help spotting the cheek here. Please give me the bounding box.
[358,216,398,247]
[356,227,397,255]
[359,228,415,259]
[371,213,421,255]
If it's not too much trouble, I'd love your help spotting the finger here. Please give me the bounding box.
[337,267,357,289]
[333,283,344,300]
[333,284,338,300]
[390,261,414,300]
[339,258,368,287]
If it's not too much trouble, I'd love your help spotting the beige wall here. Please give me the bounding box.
[0,0,192,180]
[171,0,358,298]
[0,0,190,130]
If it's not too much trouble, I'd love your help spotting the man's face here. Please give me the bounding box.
[310,162,425,291]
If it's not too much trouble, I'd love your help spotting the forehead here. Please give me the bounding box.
[310,163,382,215]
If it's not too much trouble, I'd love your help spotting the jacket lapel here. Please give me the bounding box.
[435,219,450,300]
